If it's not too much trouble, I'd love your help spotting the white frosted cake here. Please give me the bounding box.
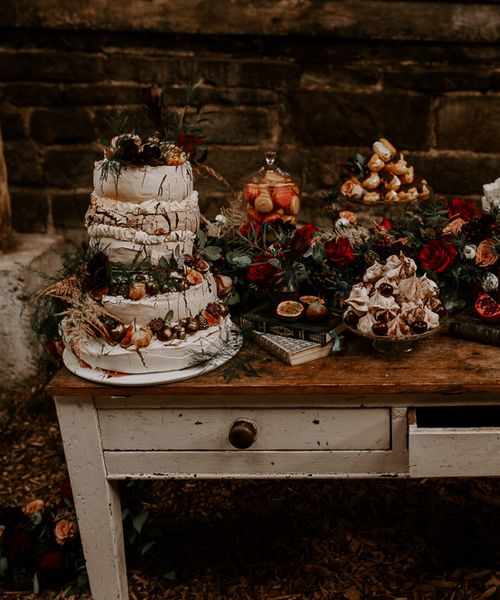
[62,134,234,374]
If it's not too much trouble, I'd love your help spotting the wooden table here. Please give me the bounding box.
[46,335,500,600]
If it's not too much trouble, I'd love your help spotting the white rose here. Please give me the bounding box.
[483,272,499,292]
[463,244,477,260]
[335,217,351,229]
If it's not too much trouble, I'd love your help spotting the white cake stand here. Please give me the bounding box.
[62,326,243,386]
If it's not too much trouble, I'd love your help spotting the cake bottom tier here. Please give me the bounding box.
[61,316,234,374]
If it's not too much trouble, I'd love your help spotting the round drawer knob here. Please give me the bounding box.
[228,419,257,449]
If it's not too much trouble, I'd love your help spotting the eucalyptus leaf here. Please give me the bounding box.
[121,508,130,521]
[164,310,174,323]
[226,251,252,267]
[132,510,149,534]
[201,246,222,261]
[197,229,208,248]
[0,557,8,577]
[226,289,240,305]
[33,573,39,594]
[141,541,156,556]
[164,570,176,581]
[268,258,281,268]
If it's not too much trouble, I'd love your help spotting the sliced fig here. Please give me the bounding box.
[186,268,203,286]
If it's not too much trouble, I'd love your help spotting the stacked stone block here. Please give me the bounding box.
[0,0,499,234]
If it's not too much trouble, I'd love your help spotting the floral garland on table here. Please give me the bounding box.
[0,480,85,594]
[202,195,499,315]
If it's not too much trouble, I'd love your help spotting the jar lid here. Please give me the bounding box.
[245,151,293,186]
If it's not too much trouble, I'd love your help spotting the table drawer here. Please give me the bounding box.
[99,407,390,451]
[409,407,500,477]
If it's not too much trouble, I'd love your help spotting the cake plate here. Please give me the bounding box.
[62,327,243,386]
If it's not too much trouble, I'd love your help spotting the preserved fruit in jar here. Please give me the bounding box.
[243,151,300,225]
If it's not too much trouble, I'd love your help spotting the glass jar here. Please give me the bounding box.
[243,151,300,225]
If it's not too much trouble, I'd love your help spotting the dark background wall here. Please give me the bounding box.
[1,0,500,238]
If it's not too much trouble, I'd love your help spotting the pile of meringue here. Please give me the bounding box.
[344,253,445,338]
[340,138,431,205]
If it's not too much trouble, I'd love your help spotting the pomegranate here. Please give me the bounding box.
[474,293,500,324]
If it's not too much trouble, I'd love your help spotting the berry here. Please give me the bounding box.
[344,311,359,327]
[145,281,159,296]
[433,304,447,319]
[186,318,200,333]
[372,322,388,336]
[158,326,174,342]
[412,320,428,334]
[149,318,165,335]
[379,282,394,297]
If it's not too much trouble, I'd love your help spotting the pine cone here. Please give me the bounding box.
[197,314,209,330]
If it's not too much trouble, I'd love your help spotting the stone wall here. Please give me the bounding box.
[1,0,500,235]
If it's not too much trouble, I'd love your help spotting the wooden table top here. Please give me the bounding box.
[46,333,500,397]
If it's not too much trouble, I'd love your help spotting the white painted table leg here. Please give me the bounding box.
[54,396,128,600]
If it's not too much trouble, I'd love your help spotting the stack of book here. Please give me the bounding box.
[239,304,347,365]
[447,310,500,346]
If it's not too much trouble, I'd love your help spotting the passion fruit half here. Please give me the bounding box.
[299,295,325,307]
[276,300,304,322]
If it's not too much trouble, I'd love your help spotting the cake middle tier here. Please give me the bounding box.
[102,273,219,326]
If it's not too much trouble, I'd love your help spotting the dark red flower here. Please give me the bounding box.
[448,197,480,222]
[379,218,393,230]
[246,254,277,284]
[296,223,318,240]
[35,551,64,576]
[4,528,32,561]
[176,133,203,155]
[59,477,74,506]
[324,237,355,266]
[419,238,457,273]
[239,221,260,237]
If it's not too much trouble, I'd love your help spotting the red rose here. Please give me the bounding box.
[419,239,457,273]
[176,133,203,155]
[59,477,74,505]
[36,551,63,575]
[448,197,480,222]
[324,237,355,266]
[379,218,393,230]
[239,221,260,237]
[296,224,318,240]
[247,254,277,283]
[4,528,32,561]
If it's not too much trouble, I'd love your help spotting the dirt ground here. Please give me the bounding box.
[1,375,500,600]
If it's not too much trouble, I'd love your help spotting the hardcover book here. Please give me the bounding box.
[254,331,339,366]
[240,303,346,344]
[447,310,500,347]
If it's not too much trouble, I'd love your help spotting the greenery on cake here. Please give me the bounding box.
[97,83,208,184]
[31,241,227,358]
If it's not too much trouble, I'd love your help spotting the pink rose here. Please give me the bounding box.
[23,499,45,517]
[54,519,78,545]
